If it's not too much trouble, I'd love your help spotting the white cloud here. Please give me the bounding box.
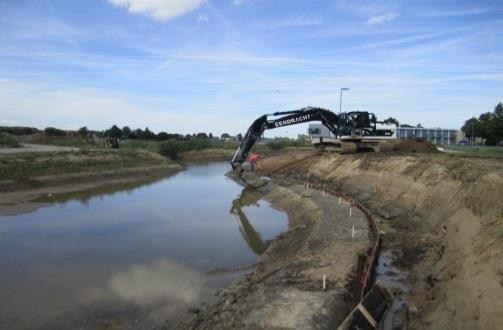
[366,12,397,25]
[108,0,207,21]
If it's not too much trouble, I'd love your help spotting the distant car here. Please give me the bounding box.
[457,140,468,146]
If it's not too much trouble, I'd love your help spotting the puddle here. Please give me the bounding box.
[376,249,410,294]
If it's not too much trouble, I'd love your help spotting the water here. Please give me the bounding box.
[0,163,288,329]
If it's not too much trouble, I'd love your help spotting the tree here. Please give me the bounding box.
[209,133,213,139]
[196,133,208,139]
[237,133,243,141]
[157,132,170,141]
[461,102,503,145]
[78,126,88,137]
[44,127,66,136]
[221,133,231,139]
[462,117,482,140]
[105,125,122,139]
[383,117,399,126]
[122,126,132,138]
[131,128,143,139]
[143,127,156,140]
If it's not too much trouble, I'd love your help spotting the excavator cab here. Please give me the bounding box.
[338,111,376,137]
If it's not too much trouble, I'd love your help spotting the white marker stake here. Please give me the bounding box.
[323,275,326,290]
[352,225,355,239]
[349,207,352,218]
[322,190,325,197]
[338,197,341,205]
[307,183,309,189]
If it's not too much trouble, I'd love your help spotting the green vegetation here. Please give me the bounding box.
[44,127,67,136]
[0,149,172,181]
[0,126,39,135]
[443,145,503,158]
[462,102,503,146]
[0,133,21,148]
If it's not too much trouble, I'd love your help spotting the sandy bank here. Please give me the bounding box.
[258,149,503,330]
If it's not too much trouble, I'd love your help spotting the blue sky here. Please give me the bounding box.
[1,0,502,137]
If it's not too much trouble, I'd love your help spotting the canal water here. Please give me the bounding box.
[0,163,288,329]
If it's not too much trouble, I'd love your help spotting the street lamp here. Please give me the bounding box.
[339,87,349,113]
[471,120,474,145]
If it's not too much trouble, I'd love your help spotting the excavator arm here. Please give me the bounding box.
[230,107,339,169]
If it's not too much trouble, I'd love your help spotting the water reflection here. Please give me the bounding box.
[231,188,270,255]
[109,259,209,306]
[34,175,166,206]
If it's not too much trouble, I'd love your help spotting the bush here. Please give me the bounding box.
[157,139,214,160]
[0,133,21,148]
[0,126,39,135]
[44,127,67,136]
[157,140,184,160]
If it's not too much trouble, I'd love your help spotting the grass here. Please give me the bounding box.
[0,149,172,181]
[442,145,503,158]
[0,133,21,148]
[121,139,238,160]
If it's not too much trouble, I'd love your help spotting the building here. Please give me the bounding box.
[396,127,458,145]
[308,123,459,145]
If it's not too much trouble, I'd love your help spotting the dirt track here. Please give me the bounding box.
[257,149,503,330]
[0,143,78,154]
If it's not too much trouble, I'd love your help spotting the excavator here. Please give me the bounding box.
[230,106,396,170]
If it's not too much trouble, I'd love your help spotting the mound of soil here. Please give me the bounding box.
[392,139,438,153]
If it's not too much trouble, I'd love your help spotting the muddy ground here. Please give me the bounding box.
[254,149,503,330]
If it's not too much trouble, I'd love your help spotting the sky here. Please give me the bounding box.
[1,0,502,137]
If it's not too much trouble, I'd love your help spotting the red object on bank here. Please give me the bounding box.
[249,154,260,162]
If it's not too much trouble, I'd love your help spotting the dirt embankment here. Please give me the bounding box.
[174,174,373,330]
[0,148,183,215]
[259,149,503,330]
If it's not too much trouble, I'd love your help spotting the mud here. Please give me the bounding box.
[172,172,373,330]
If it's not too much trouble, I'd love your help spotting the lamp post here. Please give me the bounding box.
[471,120,474,145]
[339,87,349,113]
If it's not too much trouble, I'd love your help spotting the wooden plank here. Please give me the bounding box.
[357,303,377,328]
